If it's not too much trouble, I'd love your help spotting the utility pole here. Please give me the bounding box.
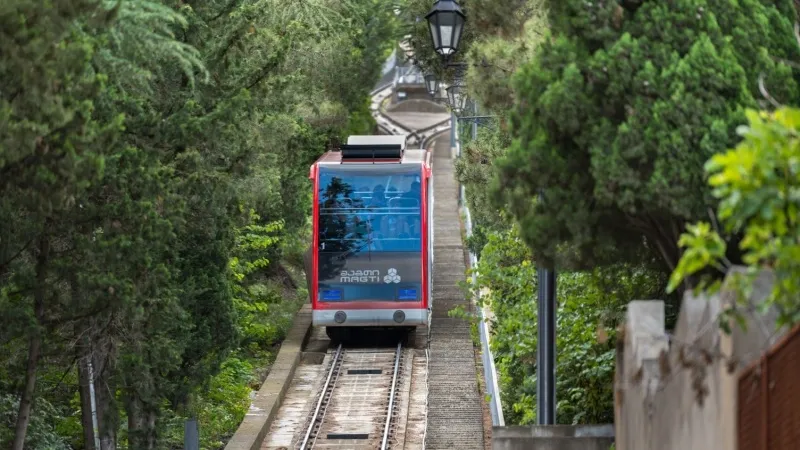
[536,190,557,424]
[184,419,199,450]
[87,360,100,450]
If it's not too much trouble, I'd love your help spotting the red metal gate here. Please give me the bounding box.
[737,324,800,450]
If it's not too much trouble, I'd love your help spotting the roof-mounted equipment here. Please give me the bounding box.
[340,135,407,162]
[340,144,403,160]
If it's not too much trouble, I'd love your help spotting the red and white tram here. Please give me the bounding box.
[305,135,432,341]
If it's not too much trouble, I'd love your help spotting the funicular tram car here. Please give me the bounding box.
[305,135,433,341]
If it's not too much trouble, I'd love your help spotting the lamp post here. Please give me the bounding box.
[424,0,466,59]
[446,83,468,115]
[425,0,557,426]
[424,73,440,97]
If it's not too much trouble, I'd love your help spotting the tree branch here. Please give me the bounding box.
[207,0,242,22]
[0,238,35,274]
[45,355,78,394]
[758,72,781,109]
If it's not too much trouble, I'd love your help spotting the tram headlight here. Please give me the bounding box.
[393,310,406,323]
[334,311,347,324]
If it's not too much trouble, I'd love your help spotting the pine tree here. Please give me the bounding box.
[494,0,800,273]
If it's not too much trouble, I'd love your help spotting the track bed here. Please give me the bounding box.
[262,333,427,450]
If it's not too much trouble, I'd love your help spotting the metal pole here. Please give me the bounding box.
[536,192,557,425]
[471,100,478,141]
[184,419,199,450]
[87,360,100,450]
[451,110,457,158]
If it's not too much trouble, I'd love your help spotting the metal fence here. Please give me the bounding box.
[737,324,800,450]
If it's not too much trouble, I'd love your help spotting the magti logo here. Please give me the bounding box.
[384,268,401,283]
[339,269,380,283]
[338,268,401,283]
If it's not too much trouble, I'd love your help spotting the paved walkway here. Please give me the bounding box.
[425,134,485,449]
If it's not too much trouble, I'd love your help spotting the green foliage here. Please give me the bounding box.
[670,107,800,327]
[156,357,255,449]
[229,208,291,351]
[0,395,70,450]
[494,0,800,273]
[194,358,254,448]
[465,226,667,424]
[455,123,514,255]
[1,0,399,446]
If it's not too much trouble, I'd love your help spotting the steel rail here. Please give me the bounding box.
[299,344,343,450]
[380,343,403,450]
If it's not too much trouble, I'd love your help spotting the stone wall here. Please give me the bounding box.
[614,268,787,450]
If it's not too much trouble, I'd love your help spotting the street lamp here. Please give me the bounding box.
[425,0,466,59]
[446,83,468,115]
[424,73,439,97]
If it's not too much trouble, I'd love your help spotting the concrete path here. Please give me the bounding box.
[425,134,486,449]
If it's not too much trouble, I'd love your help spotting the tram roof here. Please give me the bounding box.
[311,134,430,167]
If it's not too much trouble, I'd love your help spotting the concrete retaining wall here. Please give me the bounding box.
[388,98,448,114]
[225,304,312,450]
[492,425,614,450]
[614,268,787,450]
[392,85,430,103]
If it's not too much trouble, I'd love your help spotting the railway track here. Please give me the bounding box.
[296,343,408,450]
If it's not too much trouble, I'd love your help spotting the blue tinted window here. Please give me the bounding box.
[318,166,422,254]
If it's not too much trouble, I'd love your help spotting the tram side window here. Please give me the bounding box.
[318,169,422,254]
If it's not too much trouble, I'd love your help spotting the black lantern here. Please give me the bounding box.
[424,73,439,97]
[446,83,468,114]
[425,0,466,58]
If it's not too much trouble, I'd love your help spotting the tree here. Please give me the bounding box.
[0,1,129,446]
[669,107,800,327]
[2,0,401,447]
[493,0,800,273]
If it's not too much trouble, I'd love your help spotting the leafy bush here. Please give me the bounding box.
[670,107,800,328]
[454,122,514,256]
[194,358,255,449]
[467,226,667,424]
[0,394,70,450]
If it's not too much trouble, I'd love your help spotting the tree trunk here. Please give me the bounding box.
[93,343,117,450]
[126,390,159,450]
[11,235,49,450]
[127,393,145,449]
[146,410,157,450]
[11,330,42,450]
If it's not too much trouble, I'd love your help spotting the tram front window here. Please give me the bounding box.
[317,165,423,302]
